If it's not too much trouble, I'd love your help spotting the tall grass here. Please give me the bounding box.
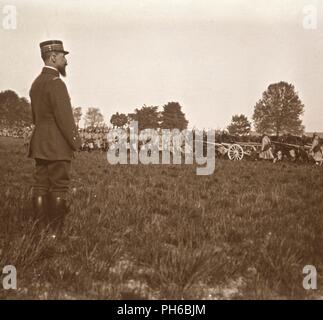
[0,137,322,299]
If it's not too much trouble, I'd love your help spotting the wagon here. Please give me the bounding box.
[202,141,261,161]
[216,141,314,162]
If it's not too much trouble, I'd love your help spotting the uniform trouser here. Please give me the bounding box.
[32,159,71,197]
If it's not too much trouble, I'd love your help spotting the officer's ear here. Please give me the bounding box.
[49,52,57,63]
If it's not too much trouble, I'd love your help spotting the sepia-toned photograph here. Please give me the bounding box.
[0,0,322,302]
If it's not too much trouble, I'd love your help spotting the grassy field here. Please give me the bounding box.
[0,136,323,300]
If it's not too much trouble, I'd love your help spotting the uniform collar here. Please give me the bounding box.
[42,66,59,77]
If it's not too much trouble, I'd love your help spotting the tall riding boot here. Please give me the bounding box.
[32,195,49,227]
[49,195,69,235]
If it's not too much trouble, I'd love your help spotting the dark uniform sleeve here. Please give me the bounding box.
[48,78,81,151]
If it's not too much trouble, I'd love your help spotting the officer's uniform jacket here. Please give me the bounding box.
[28,67,81,160]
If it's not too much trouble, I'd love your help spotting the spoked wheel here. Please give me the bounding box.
[228,144,244,161]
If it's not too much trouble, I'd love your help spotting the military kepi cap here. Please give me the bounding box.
[39,40,69,55]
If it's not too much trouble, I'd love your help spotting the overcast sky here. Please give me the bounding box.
[1,0,322,131]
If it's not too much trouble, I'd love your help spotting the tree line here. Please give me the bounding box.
[227,81,305,136]
[0,90,32,126]
[0,81,306,135]
[71,101,189,131]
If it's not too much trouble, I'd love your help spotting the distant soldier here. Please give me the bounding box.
[273,150,283,163]
[28,40,81,237]
[259,134,274,160]
[23,125,34,154]
[289,149,297,162]
[310,133,323,165]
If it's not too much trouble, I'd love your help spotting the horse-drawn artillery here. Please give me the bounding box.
[203,138,314,162]
[214,142,260,161]
[198,140,260,161]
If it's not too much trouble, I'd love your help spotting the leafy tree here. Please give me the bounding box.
[73,107,82,128]
[129,105,160,131]
[110,112,128,128]
[252,82,304,136]
[227,114,251,136]
[0,90,32,126]
[84,107,104,128]
[160,102,188,130]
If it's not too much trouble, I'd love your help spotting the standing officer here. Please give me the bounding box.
[28,40,81,236]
